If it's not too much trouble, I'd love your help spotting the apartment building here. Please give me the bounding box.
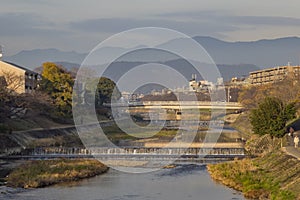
[249,65,300,85]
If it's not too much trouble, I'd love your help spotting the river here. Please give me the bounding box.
[1,164,244,200]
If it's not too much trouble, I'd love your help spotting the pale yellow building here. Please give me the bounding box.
[249,65,300,85]
[0,60,39,93]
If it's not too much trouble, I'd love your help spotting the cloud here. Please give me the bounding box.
[2,7,300,56]
[228,15,300,26]
[69,17,238,38]
[69,11,300,40]
[159,11,300,27]
[0,12,67,37]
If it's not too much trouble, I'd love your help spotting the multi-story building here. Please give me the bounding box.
[249,65,300,85]
[230,76,248,87]
[0,60,40,93]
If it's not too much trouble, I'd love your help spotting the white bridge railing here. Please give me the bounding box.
[142,101,242,106]
[104,101,243,109]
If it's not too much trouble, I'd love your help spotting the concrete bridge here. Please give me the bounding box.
[142,101,243,110]
[107,101,243,110]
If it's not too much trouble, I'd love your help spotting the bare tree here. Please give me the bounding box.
[0,70,24,94]
[0,70,26,120]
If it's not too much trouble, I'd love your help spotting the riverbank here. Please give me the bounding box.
[207,150,300,199]
[0,159,26,186]
[1,164,245,200]
[6,159,108,188]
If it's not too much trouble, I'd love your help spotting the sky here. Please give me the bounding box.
[1,0,300,56]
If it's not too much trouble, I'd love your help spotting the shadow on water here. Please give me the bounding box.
[157,164,206,177]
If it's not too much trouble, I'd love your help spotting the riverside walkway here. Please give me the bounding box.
[283,147,300,159]
[282,135,300,159]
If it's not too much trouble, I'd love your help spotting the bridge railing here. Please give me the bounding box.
[104,101,243,109]
[142,101,242,106]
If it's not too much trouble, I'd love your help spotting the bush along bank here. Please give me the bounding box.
[6,159,108,188]
[207,150,300,200]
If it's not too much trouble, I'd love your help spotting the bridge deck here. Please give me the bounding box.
[106,101,244,110]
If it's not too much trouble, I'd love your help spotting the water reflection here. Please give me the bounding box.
[1,164,244,200]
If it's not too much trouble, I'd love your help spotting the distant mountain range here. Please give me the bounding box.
[4,48,86,69]
[3,36,300,81]
[193,36,300,67]
[96,59,257,82]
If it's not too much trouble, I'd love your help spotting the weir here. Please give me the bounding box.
[1,146,245,160]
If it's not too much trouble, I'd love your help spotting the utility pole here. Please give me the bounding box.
[0,45,3,60]
[227,86,230,102]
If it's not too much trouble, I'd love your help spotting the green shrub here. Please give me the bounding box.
[0,124,9,133]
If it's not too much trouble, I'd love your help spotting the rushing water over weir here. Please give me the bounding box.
[2,146,245,161]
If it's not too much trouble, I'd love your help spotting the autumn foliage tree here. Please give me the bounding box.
[40,62,74,117]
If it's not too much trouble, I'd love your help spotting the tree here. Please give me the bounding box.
[250,97,296,137]
[238,85,271,109]
[0,81,54,123]
[0,70,24,94]
[40,62,74,117]
[238,77,300,109]
[0,71,28,121]
[95,77,121,107]
[269,79,300,104]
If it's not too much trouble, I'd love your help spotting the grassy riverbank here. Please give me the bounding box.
[6,159,108,188]
[207,150,300,199]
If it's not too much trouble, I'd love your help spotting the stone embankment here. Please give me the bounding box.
[0,121,115,155]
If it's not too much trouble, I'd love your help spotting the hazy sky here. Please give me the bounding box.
[1,0,300,55]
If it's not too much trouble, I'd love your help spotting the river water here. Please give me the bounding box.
[2,164,244,200]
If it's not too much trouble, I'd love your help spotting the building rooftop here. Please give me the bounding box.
[1,60,38,75]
